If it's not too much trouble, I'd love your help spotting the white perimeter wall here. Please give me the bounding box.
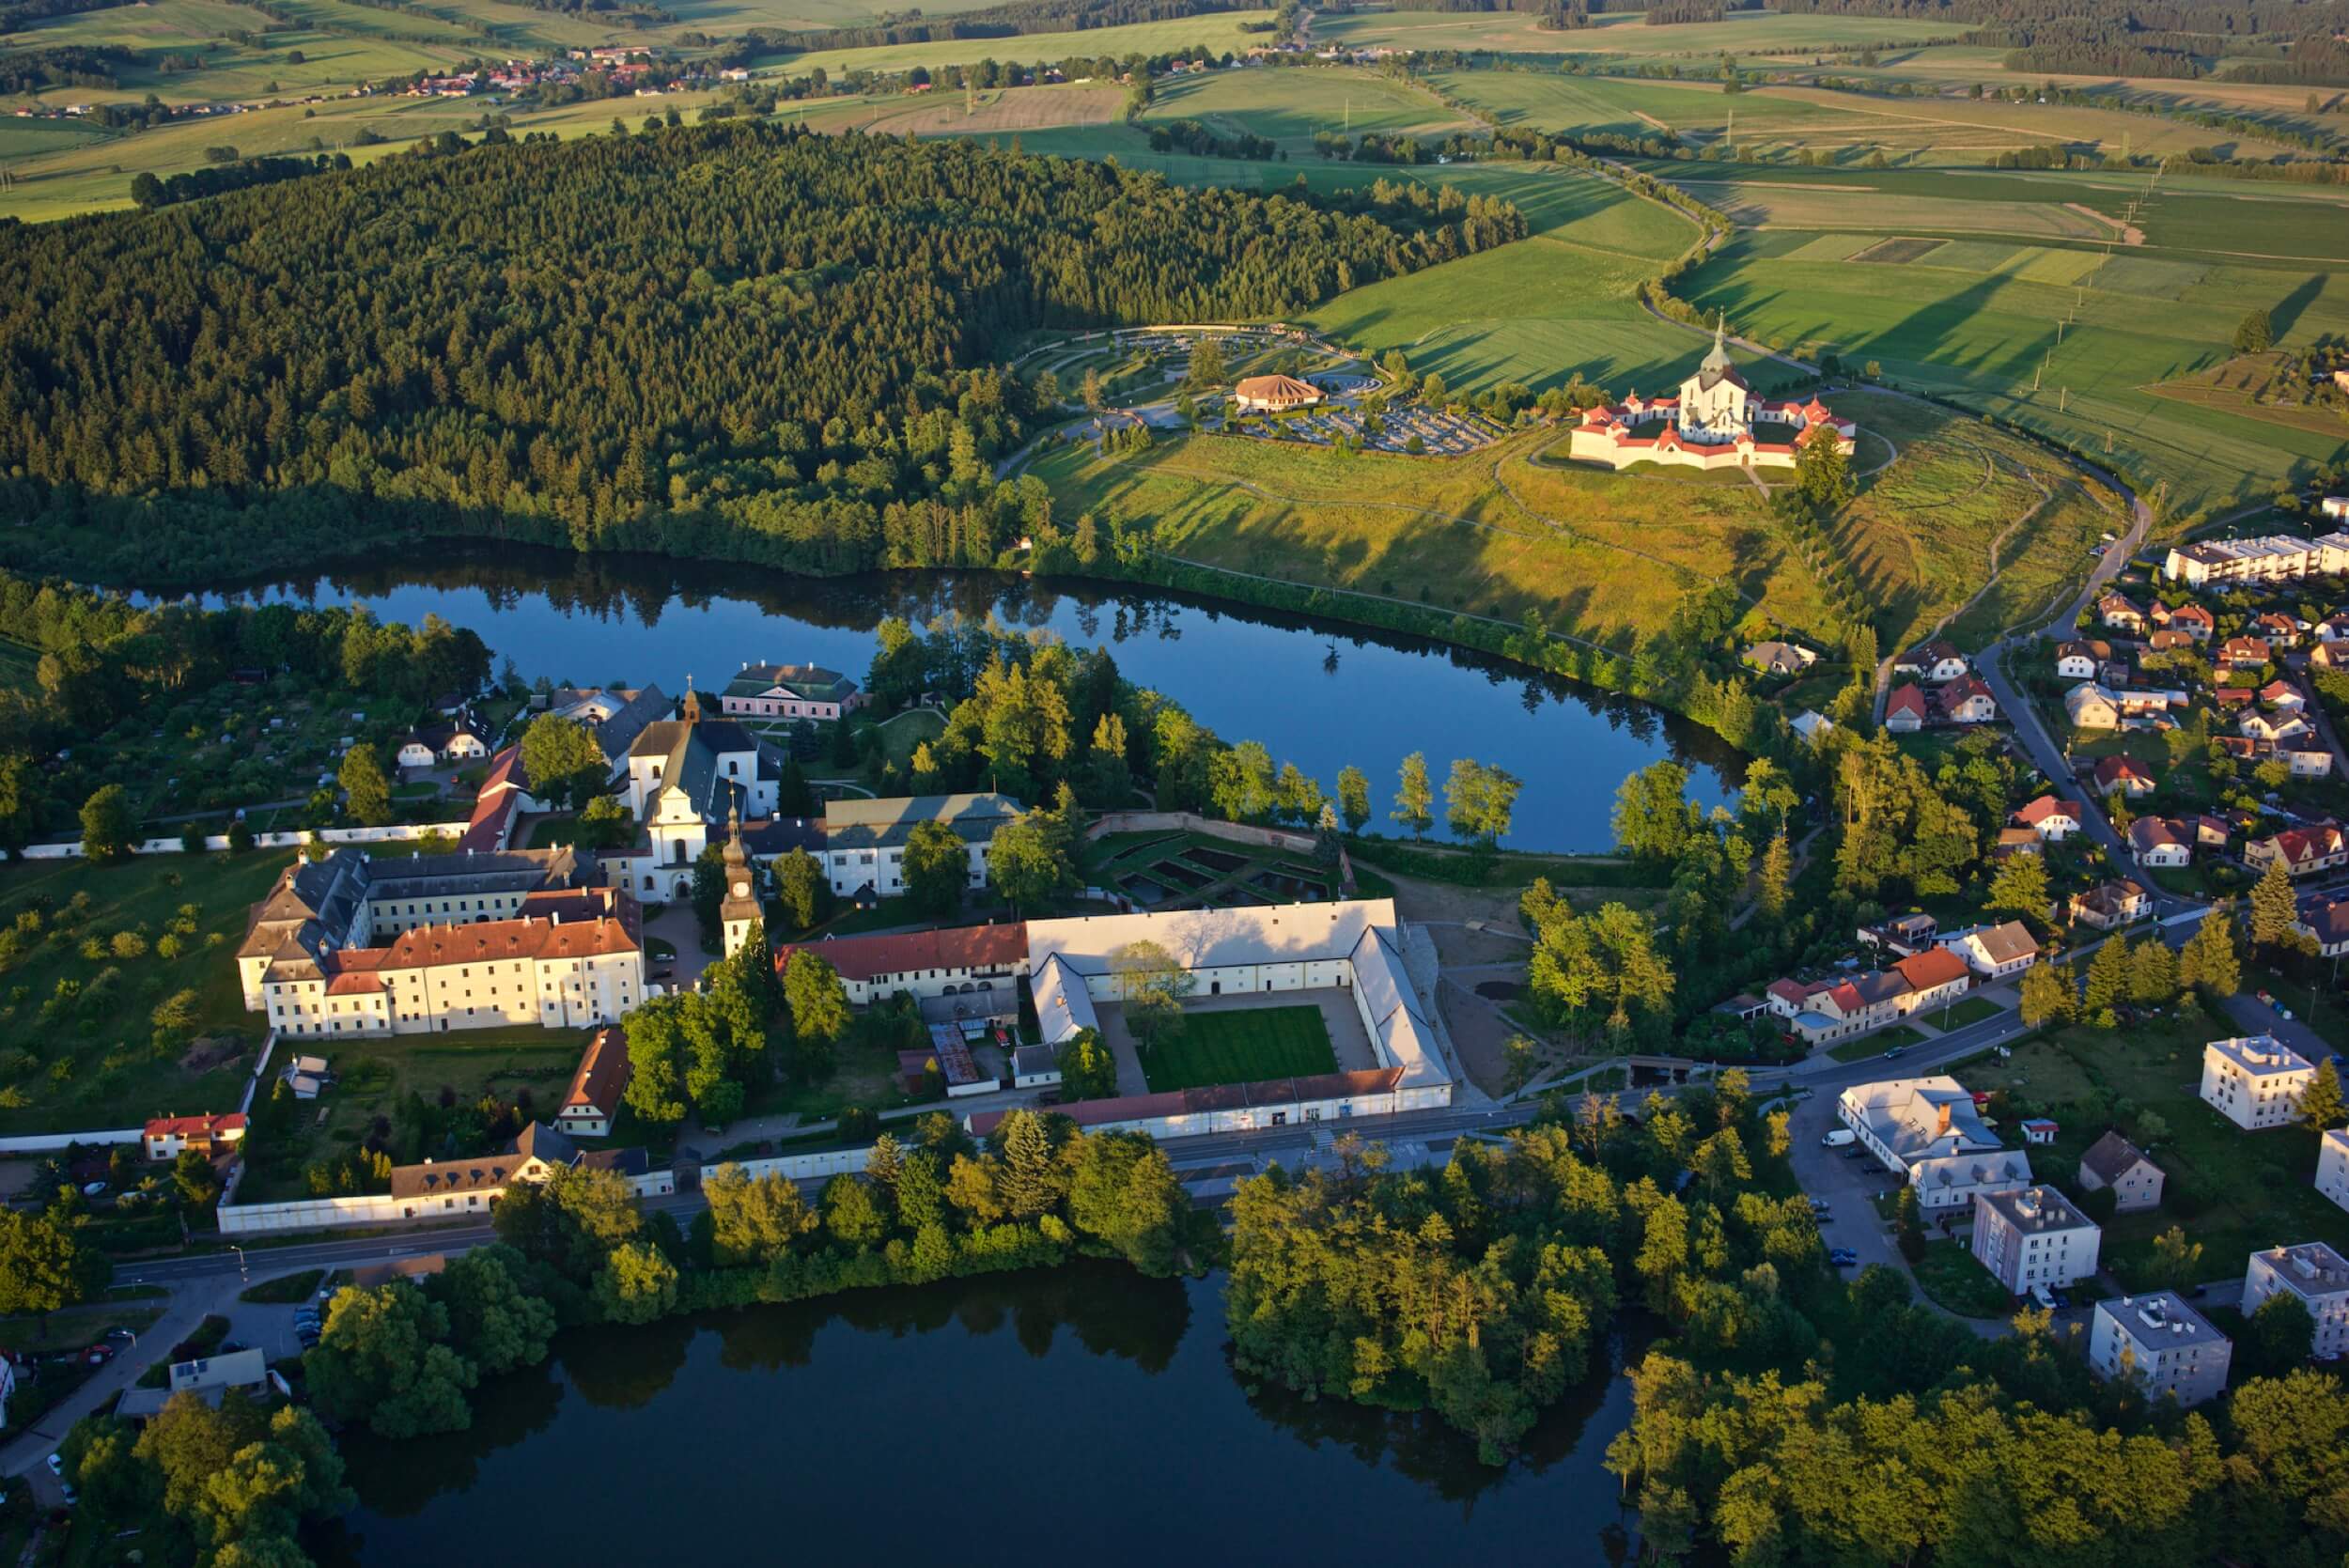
[18,823,471,861]
[218,1168,677,1234]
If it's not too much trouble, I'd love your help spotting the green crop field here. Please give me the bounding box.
[1139,1003,1338,1093]
[1140,64,1471,157]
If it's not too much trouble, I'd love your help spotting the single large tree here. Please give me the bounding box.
[776,846,825,931]
[900,819,969,916]
[989,807,1074,911]
[2017,958,2072,1027]
[339,741,393,828]
[79,784,132,863]
[2179,900,2242,996]
[1111,939,1195,1050]
[783,950,851,1079]
[2251,854,2301,952]
[1445,757,1521,846]
[518,712,607,810]
[303,1282,477,1439]
[1984,851,2049,919]
[0,1207,110,1313]
[1392,751,1434,838]
[1336,764,1370,833]
[428,1243,555,1377]
[2299,1059,2348,1131]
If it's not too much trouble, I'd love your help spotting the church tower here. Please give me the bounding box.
[719,805,760,959]
[681,675,702,727]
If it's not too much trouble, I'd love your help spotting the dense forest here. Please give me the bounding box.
[1773,0,2349,81]
[0,123,1515,584]
[0,43,131,93]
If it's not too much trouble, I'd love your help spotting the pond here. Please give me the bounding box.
[320,1265,1647,1567]
[173,548,1741,851]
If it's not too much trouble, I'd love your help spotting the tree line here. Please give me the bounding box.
[0,123,1493,587]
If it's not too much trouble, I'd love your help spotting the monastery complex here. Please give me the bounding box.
[1569,319,1857,474]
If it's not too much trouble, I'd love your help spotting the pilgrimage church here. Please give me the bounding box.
[1568,318,1857,473]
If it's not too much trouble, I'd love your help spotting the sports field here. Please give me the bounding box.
[1138,1003,1338,1093]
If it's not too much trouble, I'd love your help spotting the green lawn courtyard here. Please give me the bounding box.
[1141,1004,1340,1094]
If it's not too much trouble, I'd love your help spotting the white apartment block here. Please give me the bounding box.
[1971,1184,2101,1293]
[2089,1293,2232,1406]
[2320,1127,2349,1214]
[2245,1242,2349,1359]
[2201,1034,2316,1130]
[2164,533,2349,587]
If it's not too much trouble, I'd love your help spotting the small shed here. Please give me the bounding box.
[2021,1118,2060,1146]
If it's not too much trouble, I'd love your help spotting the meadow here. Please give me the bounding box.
[745,12,1269,81]
[1139,64,1473,158]
[1316,8,1960,60]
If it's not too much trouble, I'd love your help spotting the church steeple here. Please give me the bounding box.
[1701,311,1733,373]
[717,802,759,959]
[681,674,701,726]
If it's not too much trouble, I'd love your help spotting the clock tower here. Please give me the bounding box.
[718,805,760,960]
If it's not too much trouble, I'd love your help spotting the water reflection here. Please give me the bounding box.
[153,544,1741,850]
[327,1266,1644,1565]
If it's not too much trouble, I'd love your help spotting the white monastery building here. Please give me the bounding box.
[1567,318,1857,474]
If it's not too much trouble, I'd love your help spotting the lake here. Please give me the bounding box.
[174,549,1739,850]
[322,1265,1646,1567]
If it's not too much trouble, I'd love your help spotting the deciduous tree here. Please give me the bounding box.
[338,742,392,827]
[1392,751,1433,838]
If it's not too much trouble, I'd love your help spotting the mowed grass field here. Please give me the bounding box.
[746,12,1269,81]
[1140,65,1473,158]
[1139,1003,1338,1093]
[1651,163,2349,520]
[1317,8,1957,58]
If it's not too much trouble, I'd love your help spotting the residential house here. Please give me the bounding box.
[1972,1185,2101,1293]
[2097,594,2145,633]
[2241,708,2312,745]
[1893,946,1973,1013]
[1858,911,1938,955]
[2070,878,2151,930]
[2148,628,2201,653]
[2291,749,2338,779]
[2257,613,2303,647]
[2127,817,2191,868]
[2327,495,2349,520]
[2169,602,2216,641]
[2012,797,2083,841]
[1791,710,1835,744]
[2317,1126,2349,1214]
[2247,824,2349,878]
[2078,1130,2164,1212]
[2315,639,2349,670]
[1885,684,1929,733]
[396,713,490,769]
[1938,921,2039,979]
[2263,677,2310,711]
[115,1348,276,1422]
[1742,641,1817,676]
[719,661,864,722]
[2244,1242,2349,1359]
[2201,1034,2317,1129]
[1909,1149,2035,1217]
[1937,675,1999,725]
[2317,613,2349,644]
[2217,636,2274,673]
[818,793,1024,901]
[555,1024,630,1139]
[2194,815,2234,849]
[2064,684,2121,730]
[144,1112,247,1162]
[2091,754,2157,798]
[1836,1076,2004,1174]
[2215,686,2255,710]
[775,922,1032,1008]
[2055,641,2110,679]
[1995,827,2045,857]
[1894,641,1968,683]
[2295,895,2349,957]
[2090,1293,2231,1405]
[388,1120,657,1224]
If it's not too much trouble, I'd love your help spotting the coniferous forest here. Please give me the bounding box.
[0,123,1521,583]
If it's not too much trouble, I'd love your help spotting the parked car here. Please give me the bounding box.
[1843,1147,1867,1159]
[102,1327,135,1345]
[1820,1129,1857,1148]
[1882,1047,1906,1061]
[2030,1283,2058,1312]
[44,1454,62,1478]
[1828,1250,1859,1267]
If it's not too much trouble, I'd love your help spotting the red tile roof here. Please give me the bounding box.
[1887,684,1929,721]
[145,1112,246,1140]
[776,922,1029,985]
[564,1024,630,1116]
[2012,796,2077,828]
[1892,947,1969,991]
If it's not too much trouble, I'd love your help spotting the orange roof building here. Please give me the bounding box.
[1233,374,1324,412]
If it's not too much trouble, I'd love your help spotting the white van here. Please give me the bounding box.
[1819,1129,1857,1148]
